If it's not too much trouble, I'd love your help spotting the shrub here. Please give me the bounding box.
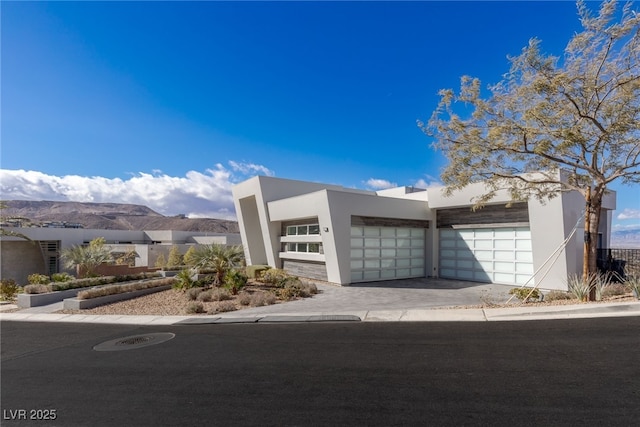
[27,273,50,285]
[196,290,213,302]
[215,301,237,313]
[246,265,271,279]
[251,292,277,307]
[545,290,574,302]
[508,287,541,302]
[76,277,175,300]
[173,269,196,291]
[211,288,232,301]
[601,283,627,299]
[224,269,248,295]
[238,292,252,306]
[260,268,290,287]
[186,287,205,301]
[51,272,74,282]
[0,279,21,302]
[194,275,216,288]
[24,284,53,294]
[186,302,205,314]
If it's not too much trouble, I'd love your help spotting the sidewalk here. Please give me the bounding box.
[1,301,639,325]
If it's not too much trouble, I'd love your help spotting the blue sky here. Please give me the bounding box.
[1,1,638,226]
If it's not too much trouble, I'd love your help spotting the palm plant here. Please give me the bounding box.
[191,244,244,285]
[60,237,113,278]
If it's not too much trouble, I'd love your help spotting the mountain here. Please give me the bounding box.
[1,200,239,233]
[610,227,640,248]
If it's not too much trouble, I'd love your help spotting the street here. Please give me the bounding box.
[1,318,639,426]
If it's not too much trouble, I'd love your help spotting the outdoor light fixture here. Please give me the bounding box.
[323,227,329,232]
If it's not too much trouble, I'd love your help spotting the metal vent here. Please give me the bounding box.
[93,333,175,352]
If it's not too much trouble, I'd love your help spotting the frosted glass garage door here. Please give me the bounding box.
[439,227,533,285]
[350,226,425,283]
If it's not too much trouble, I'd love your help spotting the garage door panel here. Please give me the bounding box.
[351,225,426,283]
[439,226,533,285]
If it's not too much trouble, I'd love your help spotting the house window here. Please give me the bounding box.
[285,242,323,254]
[286,224,320,236]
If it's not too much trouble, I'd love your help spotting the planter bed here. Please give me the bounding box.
[17,287,94,308]
[63,285,173,310]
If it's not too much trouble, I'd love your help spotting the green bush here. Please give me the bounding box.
[173,269,196,291]
[27,273,50,285]
[186,302,205,314]
[246,265,271,279]
[224,269,248,295]
[508,287,541,302]
[51,272,74,282]
[1,279,21,302]
[22,272,162,294]
[194,275,216,288]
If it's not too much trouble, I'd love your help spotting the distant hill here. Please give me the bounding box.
[611,227,640,249]
[1,200,239,233]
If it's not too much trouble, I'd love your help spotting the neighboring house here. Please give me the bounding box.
[0,228,241,284]
[232,175,616,290]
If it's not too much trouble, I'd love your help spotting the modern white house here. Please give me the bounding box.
[232,175,616,290]
[0,228,241,284]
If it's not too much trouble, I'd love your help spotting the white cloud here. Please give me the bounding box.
[0,161,273,220]
[617,208,640,220]
[365,178,397,190]
[413,177,442,189]
[228,160,274,177]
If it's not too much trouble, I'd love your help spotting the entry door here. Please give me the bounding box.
[439,227,533,285]
[350,226,425,283]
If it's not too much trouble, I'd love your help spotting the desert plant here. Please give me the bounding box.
[214,301,237,313]
[210,288,232,301]
[0,279,20,301]
[567,273,594,302]
[508,287,541,303]
[186,302,205,314]
[186,287,205,301]
[246,265,271,279]
[479,289,498,307]
[27,273,50,285]
[593,272,614,301]
[625,275,640,299]
[76,277,175,300]
[238,291,252,306]
[190,244,245,285]
[196,290,214,302]
[224,269,248,295]
[194,275,216,288]
[51,272,74,282]
[23,284,53,294]
[173,268,196,291]
[601,283,628,299]
[545,290,574,302]
[251,292,277,307]
[60,237,113,278]
[260,268,291,287]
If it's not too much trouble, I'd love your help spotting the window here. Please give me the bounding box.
[286,224,320,236]
[285,242,323,254]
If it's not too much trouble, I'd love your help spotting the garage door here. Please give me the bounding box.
[439,227,533,285]
[350,226,425,283]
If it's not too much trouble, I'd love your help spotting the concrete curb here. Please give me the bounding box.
[1,302,639,324]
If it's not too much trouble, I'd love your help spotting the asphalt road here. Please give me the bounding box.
[1,318,639,426]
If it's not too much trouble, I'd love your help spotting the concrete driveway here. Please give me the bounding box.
[218,278,518,317]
